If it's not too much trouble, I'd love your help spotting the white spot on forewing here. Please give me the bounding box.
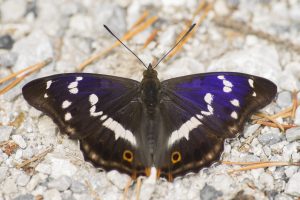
[46,80,52,89]
[76,77,83,81]
[100,115,107,121]
[90,105,103,117]
[44,93,48,98]
[248,79,254,88]
[231,111,238,119]
[65,112,72,121]
[217,75,225,80]
[207,105,213,113]
[223,80,233,87]
[168,116,202,147]
[204,93,213,105]
[68,81,78,89]
[89,94,98,105]
[62,100,72,109]
[69,88,78,94]
[230,99,240,107]
[252,92,257,97]
[223,86,232,93]
[196,114,203,119]
[201,104,214,116]
[103,117,136,146]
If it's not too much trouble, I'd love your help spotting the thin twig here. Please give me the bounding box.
[0,58,52,95]
[0,58,52,84]
[16,146,53,169]
[130,11,149,29]
[85,180,101,200]
[255,121,296,130]
[222,160,300,173]
[135,177,142,200]
[142,29,159,49]
[123,178,133,200]
[166,3,213,60]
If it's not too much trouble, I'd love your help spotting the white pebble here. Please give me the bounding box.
[106,170,131,190]
[0,126,13,142]
[16,173,31,187]
[44,189,62,200]
[12,135,27,149]
[48,176,72,191]
[50,157,77,179]
[286,127,300,142]
[285,172,300,196]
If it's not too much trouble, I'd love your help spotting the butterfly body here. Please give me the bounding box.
[22,67,277,181]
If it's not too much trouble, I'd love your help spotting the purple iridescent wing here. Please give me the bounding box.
[22,73,147,177]
[157,72,277,180]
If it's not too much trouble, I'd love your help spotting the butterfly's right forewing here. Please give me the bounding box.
[22,73,147,177]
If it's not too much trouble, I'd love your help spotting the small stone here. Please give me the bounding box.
[294,107,300,125]
[285,172,300,196]
[48,176,72,191]
[16,173,31,186]
[162,57,205,80]
[3,177,18,194]
[0,35,14,50]
[276,91,292,108]
[0,0,27,22]
[275,193,294,200]
[285,127,300,142]
[0,52,18,68]
[0,126,13,142]
[36,163,52,175]
[50,157,77,178]
[284,166,299,178]
[38,116,57,137]
[259,173,274,190]
[26,174,40,191]
[44,189,62,200]
[71,180,86,193]
[61,190,73,200]
[258,132,282,145]
[13,194,34,200]
[12,135,27,149]
[14,149,23,160]
[243,124,261,138]
[200,184,223,200]
[73,193,93,200]
[106,170,131,190]
[0,166,8,183]
[12,30,54,72]
[214,0,230,16]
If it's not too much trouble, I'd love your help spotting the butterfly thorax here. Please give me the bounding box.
[141,65,161,115]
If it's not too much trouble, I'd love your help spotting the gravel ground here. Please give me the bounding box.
[1,0,300,199]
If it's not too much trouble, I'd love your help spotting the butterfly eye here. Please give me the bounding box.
[123,150,133,162]
[171,151,181,164]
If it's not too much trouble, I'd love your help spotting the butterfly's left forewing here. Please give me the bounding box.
[157,72,277,179]
[22,73,148,177]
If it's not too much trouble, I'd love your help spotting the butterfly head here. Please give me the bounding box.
[143,64,158,79]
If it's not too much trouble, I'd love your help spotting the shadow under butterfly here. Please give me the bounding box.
[22,24,277,181]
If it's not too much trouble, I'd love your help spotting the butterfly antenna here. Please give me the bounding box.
[153,23,196,69]
[103,25,148,69]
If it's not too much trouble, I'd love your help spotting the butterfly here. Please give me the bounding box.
[22,24,277,181]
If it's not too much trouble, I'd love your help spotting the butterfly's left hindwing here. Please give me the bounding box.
[157,72,277,179]
[22,73,148,177]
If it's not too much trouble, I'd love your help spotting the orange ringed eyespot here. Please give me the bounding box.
[123,150,133,162]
